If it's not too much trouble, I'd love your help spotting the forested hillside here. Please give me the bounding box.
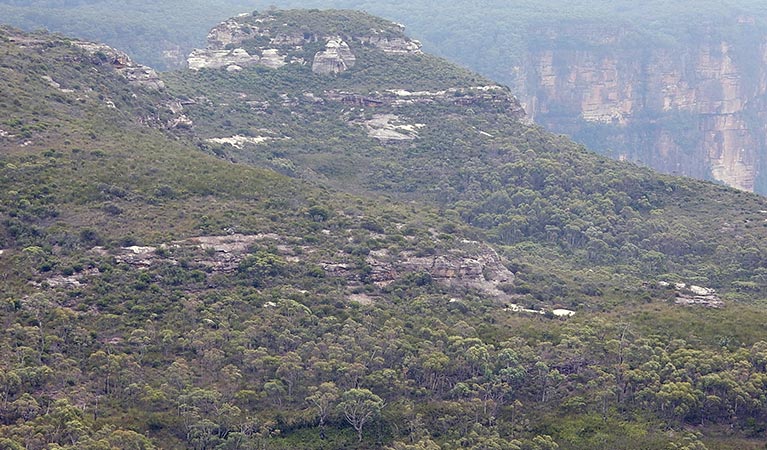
[7,0,767,195]
[3,0,766,75]
[4,10,767,449]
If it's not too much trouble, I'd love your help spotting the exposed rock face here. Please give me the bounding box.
[323,87,524,143]
[513,22,767,193]
[325,85,525,118]
[206,18,254,49]
[259,49,288,69]
[312,37,356,74]
[659,282,724,308]
[187,11,420,75]
[359,240,515,299]
[358,36,423,54]
[356,114,424,142]
[71,41,165,90]
[187,48,261,71]
[205,135,288,148]
[72,233,513,302]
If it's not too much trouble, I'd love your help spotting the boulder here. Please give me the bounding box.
[312,38,356,75]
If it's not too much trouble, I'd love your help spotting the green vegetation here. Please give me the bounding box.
[5,10,767,449]
[231,9,407,39]
[3,0,767,81]
[163,19,767,294]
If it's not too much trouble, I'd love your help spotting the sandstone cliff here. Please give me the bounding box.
[187,10,421,75]
[513,21,767,193]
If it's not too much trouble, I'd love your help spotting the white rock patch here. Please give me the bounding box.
[360,114,424,142]
[312,38,356,75]
[206,135,275,149]
[188,48,260,70]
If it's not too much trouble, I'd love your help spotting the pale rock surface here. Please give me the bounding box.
[187,13,421,76]
[259,49,287,69]
[514,25,767,192]
[312,37,356,74]
[187,48,260,70]
[665,282,724,308]
[361,241,515,299]
[42,233,514,304]
[206,18,255,49]
[357,36,422,54]
[358,114,424,142]
[206,135,276,149]
[71,41,165,90]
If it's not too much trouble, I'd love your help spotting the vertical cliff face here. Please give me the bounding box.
[514,21,767,193]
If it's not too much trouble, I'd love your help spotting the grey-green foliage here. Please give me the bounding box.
[4,19,767,450]
[3,0,767,80]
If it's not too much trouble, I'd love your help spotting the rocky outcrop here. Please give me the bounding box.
[659,282,724,308]
[4,28,190,131]
[357,36,423,54]
[356,114,424,142]
[513,22,767,193]
[323,86,524,143]
[187,48,261,71]
[72,40,165,90]
[206,17,254,49]
[71,233,514,302]
[312,38,356,74]
[325,85,525,117]
[187,11,420,75]
[361,240,515,299]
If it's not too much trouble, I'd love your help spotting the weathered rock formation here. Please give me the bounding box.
[325,85,525,117]
[187,11,421,75]
[513,21,767,193]
[65,233,514,302]
[357,36,423,54]
[71,40,165,90]
[659,282,724,308]
[355,114,424,142]
[6,28,165,91]
[187,48,262,71]
[312,37,356,75]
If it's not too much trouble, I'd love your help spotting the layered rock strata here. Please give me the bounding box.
[513,22,767,193]
[187,13,421,75]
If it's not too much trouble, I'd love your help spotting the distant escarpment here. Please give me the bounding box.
[513,19,767,193]
[187,9,422,74]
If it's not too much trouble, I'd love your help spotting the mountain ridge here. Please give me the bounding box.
[4,10,767,450]
[164,11,767,296]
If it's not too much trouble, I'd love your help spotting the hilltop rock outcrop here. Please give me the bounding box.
[312,37,356,74]
[187,10,421,74]
[71,40,165,90]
